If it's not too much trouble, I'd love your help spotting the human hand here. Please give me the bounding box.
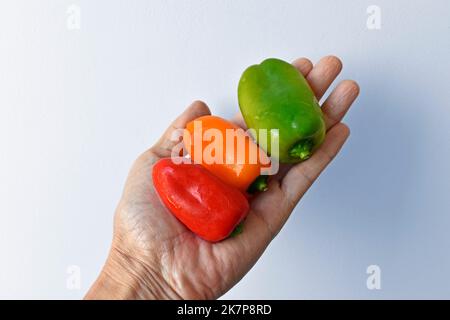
[85,56,359,300]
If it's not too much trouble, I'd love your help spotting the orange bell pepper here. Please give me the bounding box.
[183,115,271,192]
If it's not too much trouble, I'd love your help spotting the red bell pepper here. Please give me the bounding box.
[152,158,250,242]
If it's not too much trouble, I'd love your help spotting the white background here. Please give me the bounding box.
[0,0,449,299]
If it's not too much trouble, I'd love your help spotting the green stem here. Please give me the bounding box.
[289,139,313,161]
[247,175,269,193]
[230,222,244,237]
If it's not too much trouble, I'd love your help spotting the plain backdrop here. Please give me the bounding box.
[0,0,449,299]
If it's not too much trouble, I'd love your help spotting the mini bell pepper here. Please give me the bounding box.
[184,115,271,192]
[238,58,326,163]
[152,158,250,242]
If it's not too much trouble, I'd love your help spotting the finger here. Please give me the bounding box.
[153,100,211,157]
[322,80,360,130]
[292,57,313,76]
[307,55,343,101]
[280,122,350,211]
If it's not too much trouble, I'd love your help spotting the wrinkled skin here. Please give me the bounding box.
[85,56,360,300]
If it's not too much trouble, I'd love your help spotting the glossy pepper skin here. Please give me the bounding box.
[238,58,326,163]
[184,115,270,192]
[152,158,250,242]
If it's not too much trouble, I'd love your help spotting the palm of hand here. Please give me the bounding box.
[111,56,359,299]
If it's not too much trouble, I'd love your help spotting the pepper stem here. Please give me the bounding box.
[247,175,269,193]
[289,139,313,161]
[230,222,244,237]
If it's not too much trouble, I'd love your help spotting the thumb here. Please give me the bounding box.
[152,100,211,158]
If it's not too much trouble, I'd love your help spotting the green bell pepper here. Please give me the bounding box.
[238,58,326,163]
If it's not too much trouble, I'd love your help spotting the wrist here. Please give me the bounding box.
[85,242,181,300]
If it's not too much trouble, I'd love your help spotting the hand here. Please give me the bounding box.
[85,56,359,300]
